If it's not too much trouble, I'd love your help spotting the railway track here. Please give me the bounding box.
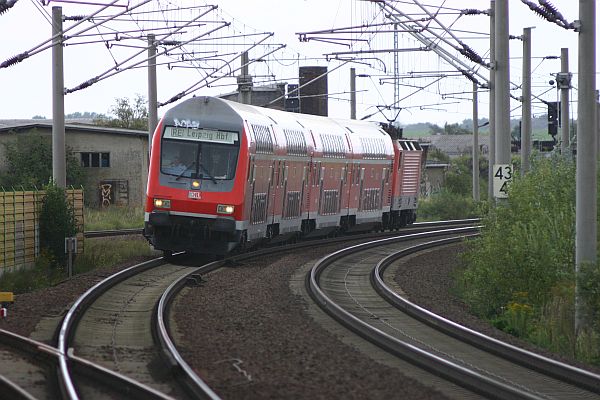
[307,229,600,399]
[56,257,210,399]
[0,219,484,399]
[0,328,169,400]
[68,220,477,398]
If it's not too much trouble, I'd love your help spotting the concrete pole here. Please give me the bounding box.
[575,0,597,335]
[350,68,356,120]
[521,27,532,174]
[145,34,157,206]
[560,48,571,157]
[472,82,480,201]
[494,0,511,167]
[147,34,158,154]
[52,6,66,188]
[488,0,496,201]
[238,51,252,105]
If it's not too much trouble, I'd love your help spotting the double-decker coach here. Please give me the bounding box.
[144,96,417,256]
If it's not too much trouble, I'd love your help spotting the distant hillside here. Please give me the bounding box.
[400,114,556,141]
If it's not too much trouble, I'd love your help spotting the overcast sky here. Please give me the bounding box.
[0,0,597,126]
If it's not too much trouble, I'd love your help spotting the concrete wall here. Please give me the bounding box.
[0,125,148,207]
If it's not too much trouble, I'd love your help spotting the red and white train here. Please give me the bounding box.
[144,96,423,256]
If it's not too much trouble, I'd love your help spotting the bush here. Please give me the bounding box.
[39,183,78,268]
[454,155,600,365]
[458,155,576,318]
[418,189,483,220]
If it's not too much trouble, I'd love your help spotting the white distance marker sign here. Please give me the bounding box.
[493,164,513,199]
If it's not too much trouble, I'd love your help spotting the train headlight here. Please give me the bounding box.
[154,198,171,209]
[217,204,235,214]
[191,180,201,188]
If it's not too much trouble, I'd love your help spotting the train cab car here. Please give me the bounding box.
[144,97,249,255]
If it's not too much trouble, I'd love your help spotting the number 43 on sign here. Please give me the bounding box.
[493,164,513,199]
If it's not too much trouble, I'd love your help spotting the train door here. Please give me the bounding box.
[302,159,319,234]
[358,166,365,211]
[266,160,277,237]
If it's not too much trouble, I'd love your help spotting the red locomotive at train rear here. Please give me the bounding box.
[144,96,423,256]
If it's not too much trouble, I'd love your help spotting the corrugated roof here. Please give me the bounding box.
[419,134,490,156]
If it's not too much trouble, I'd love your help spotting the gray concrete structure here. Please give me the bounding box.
[219,83,287,110]
[0,120,148,207]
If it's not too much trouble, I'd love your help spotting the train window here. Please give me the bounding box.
[283,128,307,156]
[252,124,274,154]
[161,139,239,181]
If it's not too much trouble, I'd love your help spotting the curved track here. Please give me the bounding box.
[57,258,192,399]
[0,219,476,399]
[307,230,600,400]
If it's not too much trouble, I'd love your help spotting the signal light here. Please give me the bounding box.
[547,102,558,137]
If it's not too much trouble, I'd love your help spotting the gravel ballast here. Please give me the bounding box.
[2,239,598,399]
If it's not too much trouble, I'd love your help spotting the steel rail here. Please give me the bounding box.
[83,228,143,238]
[56,257,172,400]
[155,262,224,400]
[372,236,600,395]
[80,219,482,239]
[0,375,36,400]
[0,328,174,400]
[152,221,480,400]
[305,227,556,400]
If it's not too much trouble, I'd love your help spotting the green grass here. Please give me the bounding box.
[1,205,150,294]
[84,205,145,230]
[0,237,159,294]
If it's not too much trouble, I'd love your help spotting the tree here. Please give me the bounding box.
[0,131,86,189]
[39,182,77,268]
[444,122,471,135]
[94,94,148,130]
[427,123,444,135]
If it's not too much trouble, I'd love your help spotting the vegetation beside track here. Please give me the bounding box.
[84,205,144,230]
[456,155,600,366]
[0,206,153,293]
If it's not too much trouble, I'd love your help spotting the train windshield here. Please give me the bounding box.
[160,127,239,180]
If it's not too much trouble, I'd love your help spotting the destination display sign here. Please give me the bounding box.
[164,126,238,144]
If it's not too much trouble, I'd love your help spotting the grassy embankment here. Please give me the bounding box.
[454,156,600,366]
[0,206,156,293]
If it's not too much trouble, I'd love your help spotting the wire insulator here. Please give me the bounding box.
[0,51,29,68]
[459,44,486,67]
[540,0,569,27]
[64,15,86,21]
[64,77,99,94]
[0,0,17,15]
[521,0,553,20]
[461,9,484,16]
[459,69,478,85]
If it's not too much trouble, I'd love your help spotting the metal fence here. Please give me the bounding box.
[0,189,84,275]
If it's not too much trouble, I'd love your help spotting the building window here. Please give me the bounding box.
[81,152,110,168]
